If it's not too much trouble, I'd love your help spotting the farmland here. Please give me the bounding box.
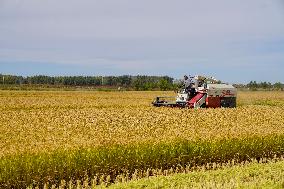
[0,90,284,188]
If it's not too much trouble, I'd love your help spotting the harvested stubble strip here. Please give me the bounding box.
[38,158,284,189]
[1,134,284,188]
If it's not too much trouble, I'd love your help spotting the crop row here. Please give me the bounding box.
[1,104,284,157]
[1,134,284,188]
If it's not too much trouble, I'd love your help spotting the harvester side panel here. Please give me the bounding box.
[220,97,236,108]
[207,84,237,98]
[206,97,221,108]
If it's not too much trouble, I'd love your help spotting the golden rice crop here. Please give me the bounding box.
[0,90,284,188]
[1,91,284,156]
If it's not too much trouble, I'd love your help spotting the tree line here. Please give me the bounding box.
[0,74,283,90]
[233,81,284,90]
[0,74,175,90]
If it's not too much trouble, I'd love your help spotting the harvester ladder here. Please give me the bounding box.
[188,93,206,108]
[194,93,206,108]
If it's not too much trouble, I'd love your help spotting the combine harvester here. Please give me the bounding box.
[152,75,237,108]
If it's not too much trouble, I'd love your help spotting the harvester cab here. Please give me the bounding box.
[152,75,237,108]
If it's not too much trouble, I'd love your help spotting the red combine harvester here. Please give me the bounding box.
[152,75,237,108]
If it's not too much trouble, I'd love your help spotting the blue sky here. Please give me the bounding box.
[0,0,284,83]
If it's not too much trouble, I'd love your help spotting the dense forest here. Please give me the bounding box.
[0,74,283,90]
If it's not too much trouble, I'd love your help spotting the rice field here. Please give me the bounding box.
[0,90,284,188]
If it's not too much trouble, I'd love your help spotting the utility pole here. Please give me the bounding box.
[2,76,4,85]
[101,76,104,86]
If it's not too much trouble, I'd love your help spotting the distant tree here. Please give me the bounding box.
[247,81,258,89]
[273,82,283,90]
[259,81,272,89]
[158,79,171,91]
[119,75,132,86]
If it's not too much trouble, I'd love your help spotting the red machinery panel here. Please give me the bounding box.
[188,93,205,107]
[206,97,221,108]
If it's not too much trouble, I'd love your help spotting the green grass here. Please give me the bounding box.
[1,135,284,188]
[106,160,284,189]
